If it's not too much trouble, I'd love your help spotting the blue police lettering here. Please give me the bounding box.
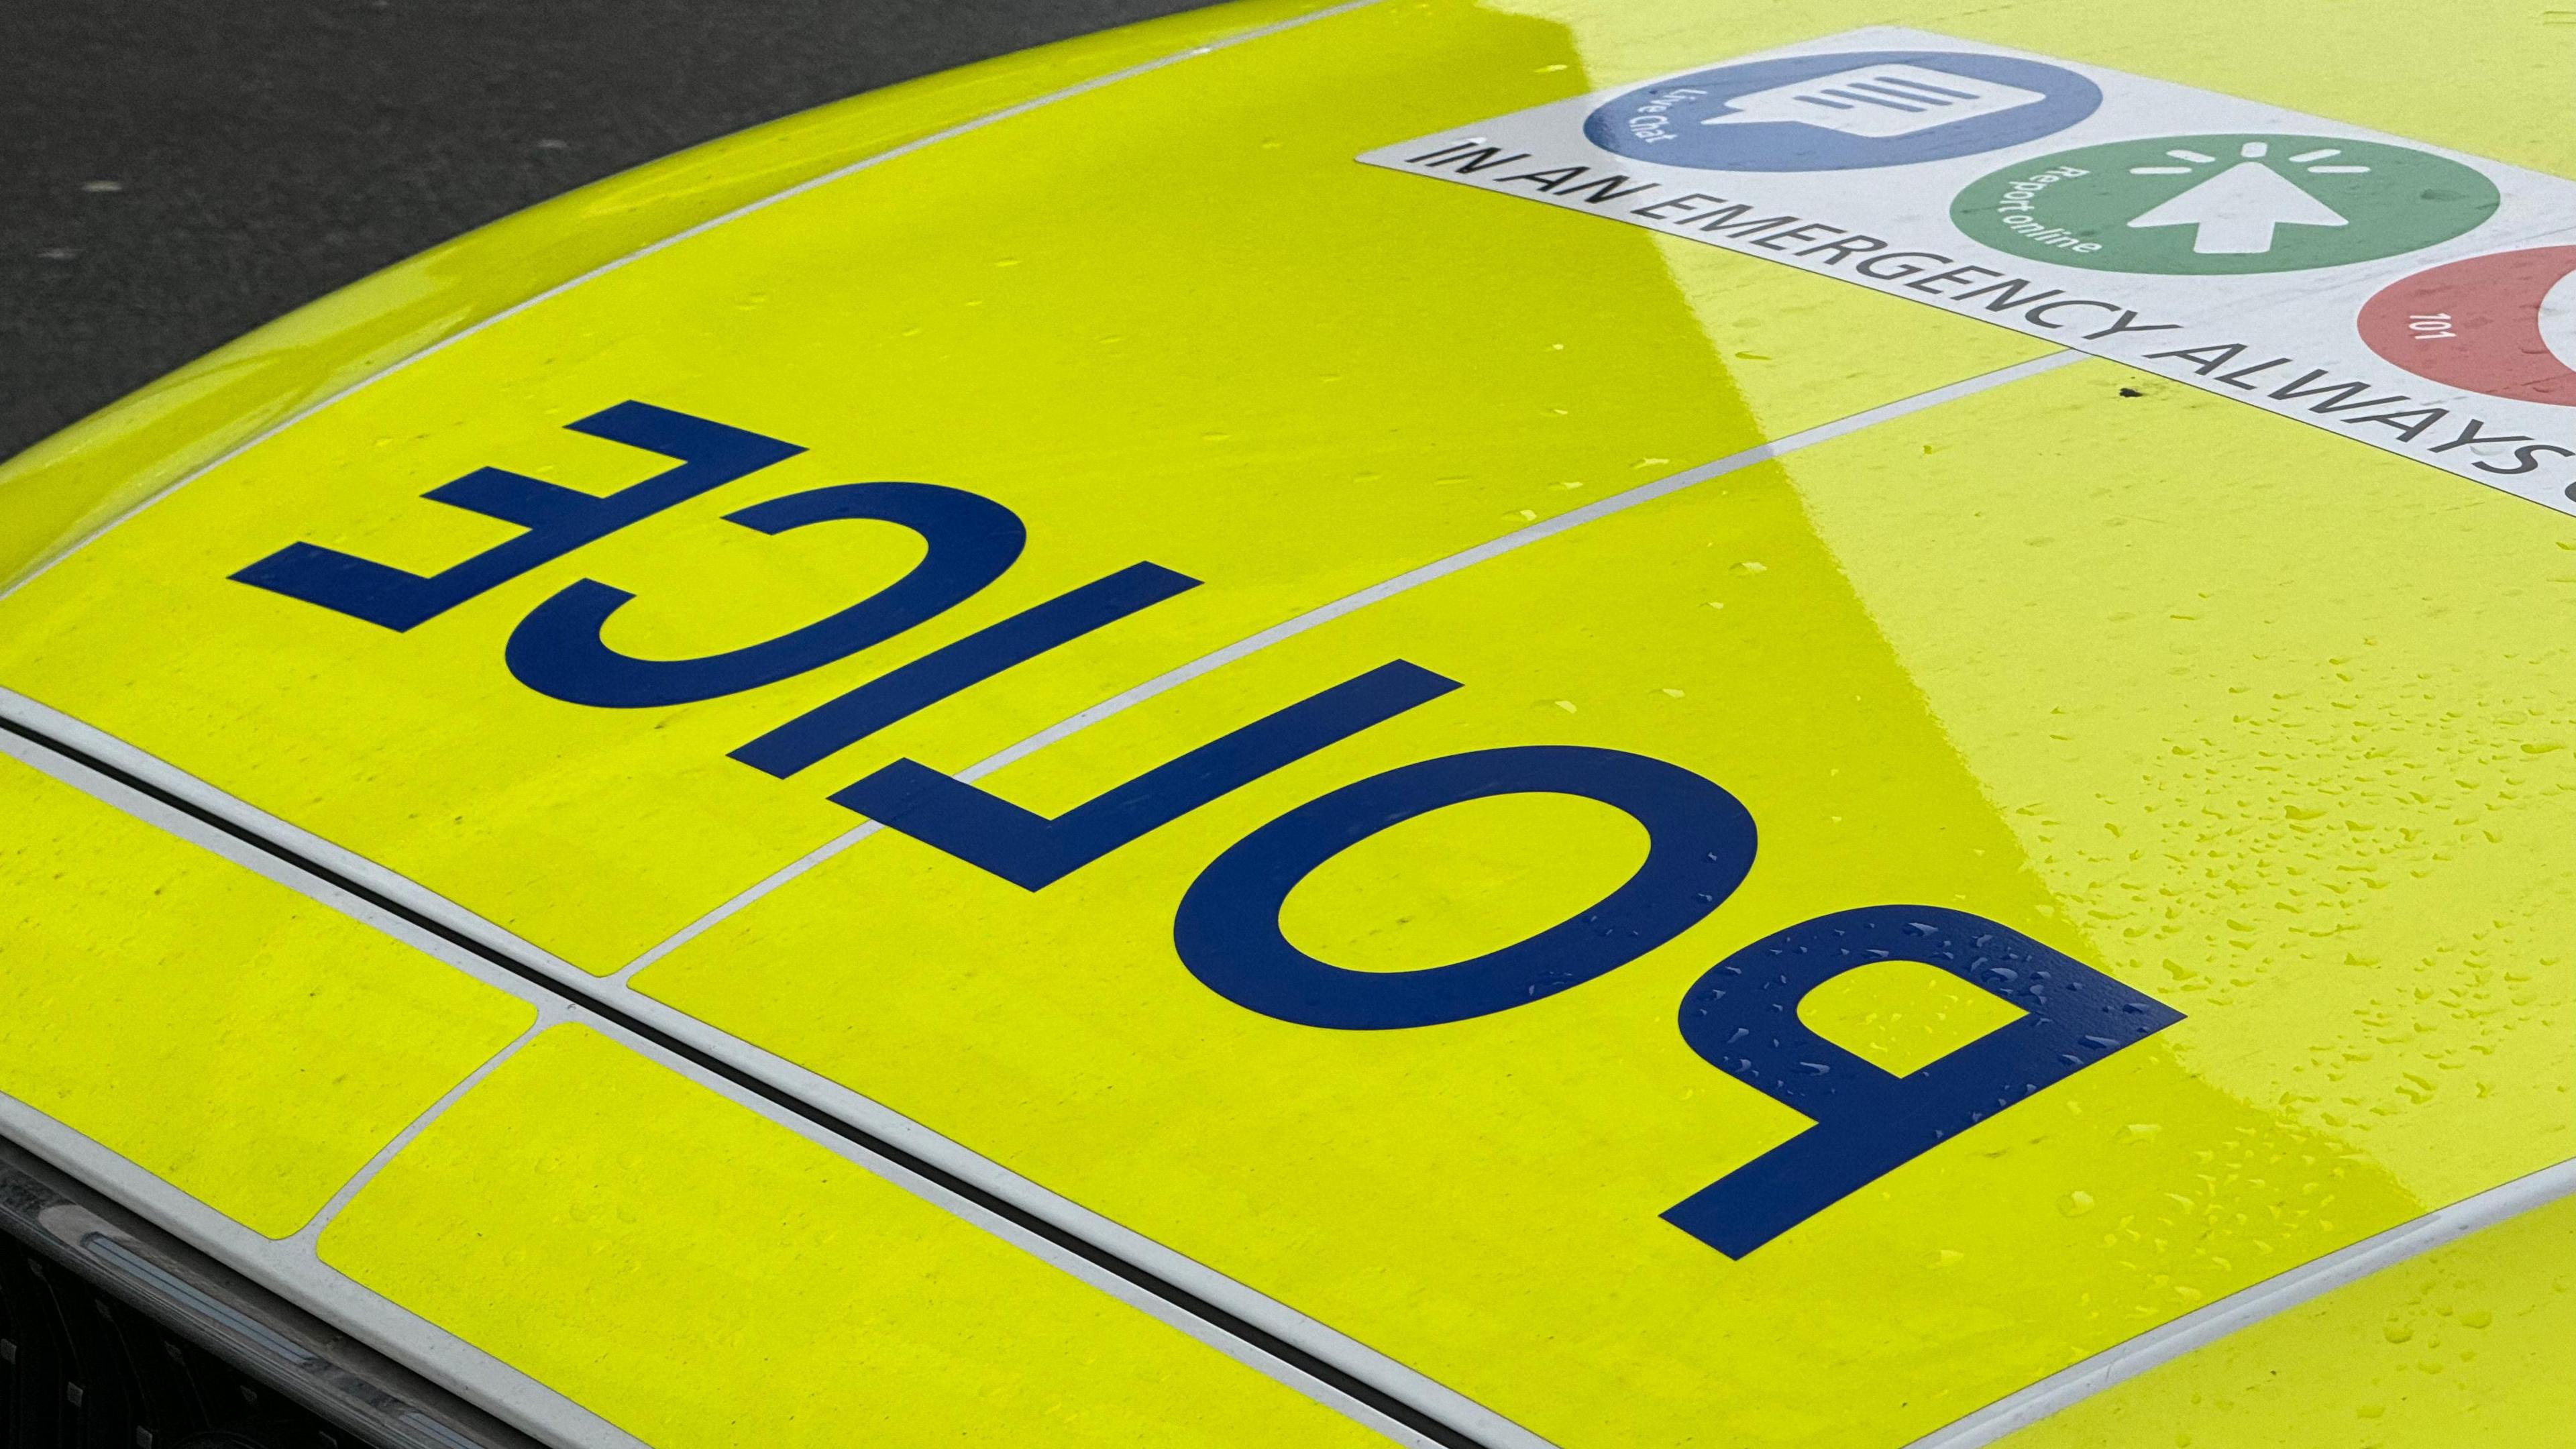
[1663,906,2182,1257]
[506,480,1026,707]
[839,661,1459,890]
[231,403,2188,1259]
[232,401,802,631]
[1174,744,1757,1029]
[734,561,1198,777]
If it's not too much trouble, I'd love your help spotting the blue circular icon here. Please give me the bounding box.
[1585,50,2102,172]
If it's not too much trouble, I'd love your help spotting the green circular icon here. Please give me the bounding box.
[1952,133,2498,274]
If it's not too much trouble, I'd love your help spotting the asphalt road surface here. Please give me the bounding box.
[0,0,1212,465]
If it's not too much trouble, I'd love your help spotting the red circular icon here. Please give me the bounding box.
[2359,245,2576,406]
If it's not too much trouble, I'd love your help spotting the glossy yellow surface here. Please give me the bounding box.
[2000,1190,2576,1449]
[316,1026,1386,1449]
[0,0,2043,971]
[1784,359,2576,1207]
[0,755,531,1236]
[0,0,1348,594]
[0,0,2569,1445]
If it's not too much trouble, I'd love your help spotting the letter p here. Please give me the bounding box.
[1663,905,2181,1258]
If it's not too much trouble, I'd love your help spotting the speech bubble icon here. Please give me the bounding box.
[1701,62,2045,140]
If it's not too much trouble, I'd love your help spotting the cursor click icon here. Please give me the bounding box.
[2127,147,2349,255]
[1957,133,2496,275]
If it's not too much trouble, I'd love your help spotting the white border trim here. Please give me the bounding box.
[1907,1154,2576,1447]
[283,1020,557,1251]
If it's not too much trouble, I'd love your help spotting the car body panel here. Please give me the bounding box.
[0,1,2570,1446]
[0,1,2044,973]
[631,354,2571,1447]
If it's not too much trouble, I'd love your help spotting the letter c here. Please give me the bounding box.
[2023,298,2121,330]
[506,482,1024,708]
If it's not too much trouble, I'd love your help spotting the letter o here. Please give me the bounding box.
[1173,745,1756,1030]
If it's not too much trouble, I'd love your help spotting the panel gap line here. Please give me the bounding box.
[0,698,1548,1449]
[4,337,2536,1449]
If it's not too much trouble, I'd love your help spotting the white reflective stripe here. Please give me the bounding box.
[0,0,1389,608]
[616,349,2091,979]
[1907,1152,2576,1448]
[0,698,1492,1449]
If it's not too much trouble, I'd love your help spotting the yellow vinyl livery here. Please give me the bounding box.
[0,1,2568,1448]
[1998,1193,2576,1449]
